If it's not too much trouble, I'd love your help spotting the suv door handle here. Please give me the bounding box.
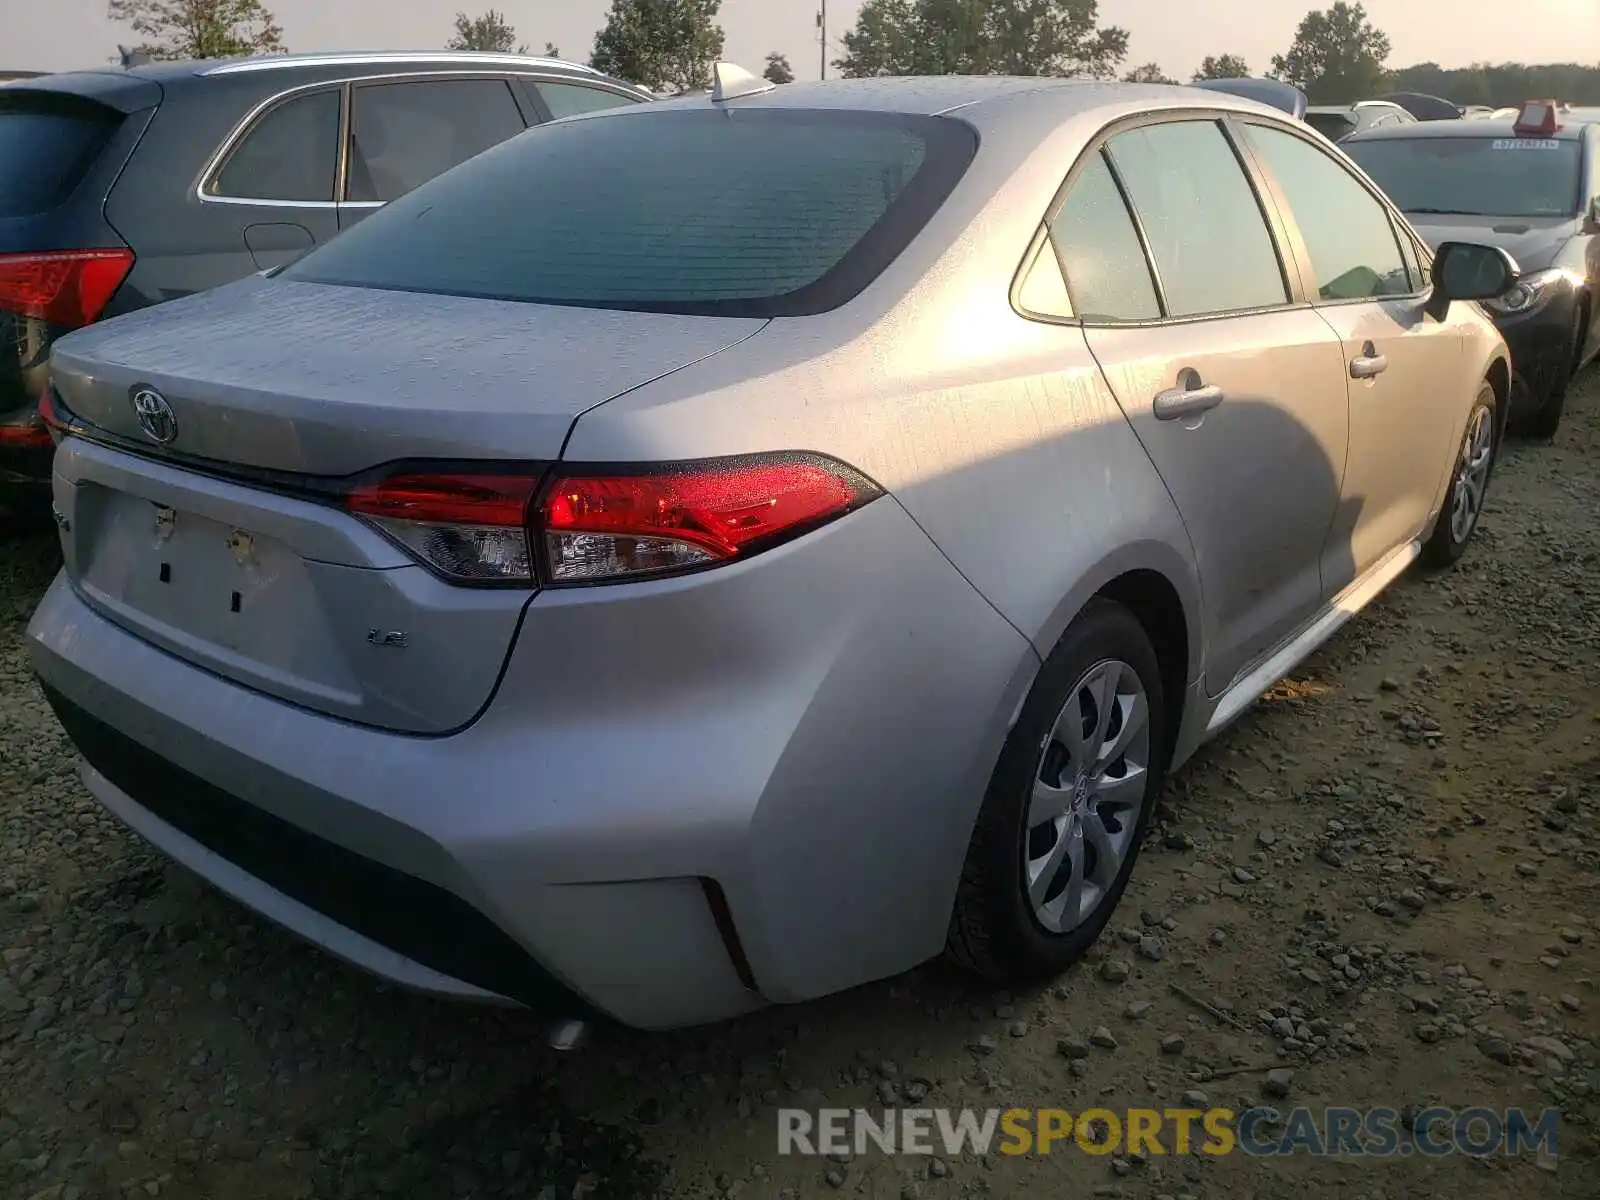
[1153,381,1225,421]
[1350,341,1388,379]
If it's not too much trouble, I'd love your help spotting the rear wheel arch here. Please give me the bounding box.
[1095,569,1190,762]
[1484,354,1511,445]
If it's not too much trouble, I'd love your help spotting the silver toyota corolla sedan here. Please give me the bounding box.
[29,71,1515,1031]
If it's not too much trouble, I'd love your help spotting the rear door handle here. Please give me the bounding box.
[1350,341,1388,379]
[1152,383,1225,421]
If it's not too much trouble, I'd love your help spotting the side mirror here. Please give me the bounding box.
[1426,241,1521,321]
[1585,196,1600,234]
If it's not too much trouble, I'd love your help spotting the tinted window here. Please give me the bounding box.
[288,109,975,317]
[1342,134,1582,218]
[347,79,527,203]
[1048,151,1159,321]
[0,95,122,218]
[1105,121,1288,317]
[214,89,340,202]
[537,81,639,119]
[1249,124,1411,300]
[1306,112,1355,141]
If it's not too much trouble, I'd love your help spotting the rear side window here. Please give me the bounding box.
[1247,123,1412,300]
[213,89,341,202]
[287,108,977,317]
[1105,120,1289,318]
[1048,150,1160,321]
[536,81,639,119]
[346,79,527,203]
[0,94,122,218]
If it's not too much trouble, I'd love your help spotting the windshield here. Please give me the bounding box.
[1343,135,1582,218]
[286,107,978,317]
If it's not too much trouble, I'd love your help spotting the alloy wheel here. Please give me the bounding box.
[1449,405,1494,544]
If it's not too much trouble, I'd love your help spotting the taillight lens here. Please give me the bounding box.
[342,453,882,587]
[0,249,135,327]
[344,473,542,583]
[36,384,68,441]
[0,418,53,449]
[540,454,881,583]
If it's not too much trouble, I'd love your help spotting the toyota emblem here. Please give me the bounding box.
[130,387,177,444]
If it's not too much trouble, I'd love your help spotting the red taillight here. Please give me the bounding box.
[0,420,52,449]
[0,248,135,327]
[345,473,542,584]
[35,385,67,439]
[343,453,882,586]
[540,455,880,583]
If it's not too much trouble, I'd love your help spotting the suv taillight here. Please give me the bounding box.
[344,453,883,587]
[0,248,135,327]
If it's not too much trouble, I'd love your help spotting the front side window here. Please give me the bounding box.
[287,108,976,317]
[536,81,640,120]
[1342,134,1583,219]
[1047,150,1159,321]
[346,79,527,203]
[1104,120,1289,318]
[1248,123,1412,301]
[213,89,341,202]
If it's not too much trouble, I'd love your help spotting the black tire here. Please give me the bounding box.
[947,598,1168,984]
[1422,380,1497,569]
[1572,298,1592,378]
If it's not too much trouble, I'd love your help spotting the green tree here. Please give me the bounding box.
[1192,53,1250,80]
[446,9,527,53]
[1123,62,1176,84]
[836,0,1128,79]
[544,41,561,58]
[1271,3,1391,103]
[1388,60,1600,106]
[107,0,285,60]
[589,0,725,92]
[763,51,795,84]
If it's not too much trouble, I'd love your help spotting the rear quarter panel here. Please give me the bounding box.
[561,92,1206,682]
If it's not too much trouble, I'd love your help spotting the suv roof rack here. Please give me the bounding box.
[200,51,601,78]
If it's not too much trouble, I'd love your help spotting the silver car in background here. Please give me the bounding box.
[29,72,1514,1030]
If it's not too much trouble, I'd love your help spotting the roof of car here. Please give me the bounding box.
[1344,116,1590,142]
[642,75,1293,120]
[1307,101,1403,114]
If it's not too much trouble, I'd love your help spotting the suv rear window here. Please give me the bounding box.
[0,94,122,218]
[1306,111,1355,141]
[284,108,978,317]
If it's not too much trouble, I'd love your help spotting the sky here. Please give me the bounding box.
[5,0,1600,81]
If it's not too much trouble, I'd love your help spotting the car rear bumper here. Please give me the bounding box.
[28,496,1036,1029]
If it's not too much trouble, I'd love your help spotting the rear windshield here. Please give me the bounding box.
[285,107,978,317]
[1305,111,1355,141]
[0,94,122,218]
[1343,135,1583,218]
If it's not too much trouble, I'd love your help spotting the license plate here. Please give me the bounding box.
[80,492,300,649]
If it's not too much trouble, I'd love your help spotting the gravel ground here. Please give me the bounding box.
[2,373,1599,1200]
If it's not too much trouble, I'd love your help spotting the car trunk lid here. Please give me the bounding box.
[49,276,768,732]
[51,273,768,475]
